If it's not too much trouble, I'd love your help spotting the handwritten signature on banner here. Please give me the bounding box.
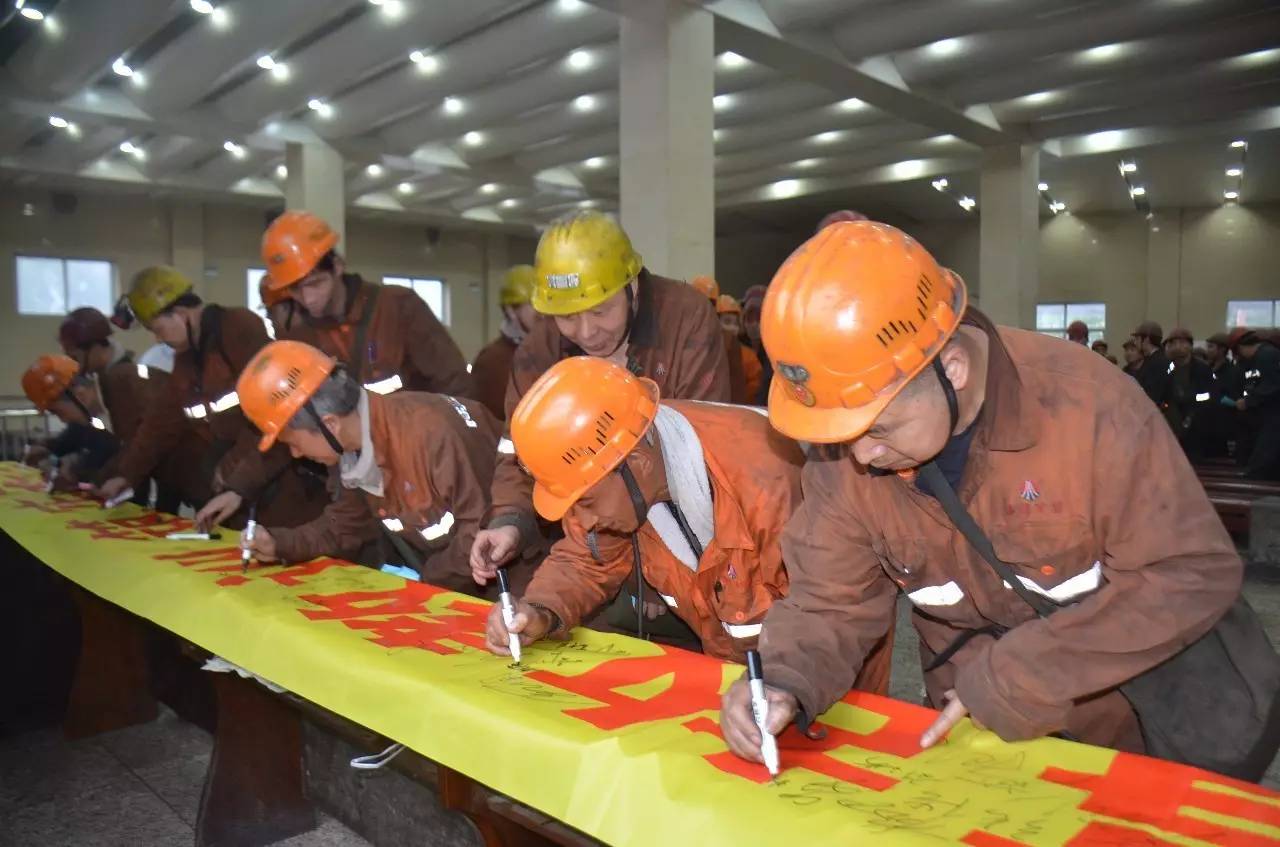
[4,463,1279,847]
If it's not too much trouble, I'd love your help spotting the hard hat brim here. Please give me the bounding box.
[257,430,279,452]
[767,377,890,444]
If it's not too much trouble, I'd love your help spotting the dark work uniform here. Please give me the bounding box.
[48,422,120,481]
[1167,357,1215,462]
[1241,341,1280,480]
[1134,347,1174,429]
[1204,358,1242,459]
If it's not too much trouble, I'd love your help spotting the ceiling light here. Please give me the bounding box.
[366,163,384,177]
[584,156,605,169]
[500,198,520,209]
[1226,167,1243,177]
[256,55,275,70]
[837,97,865,111]
[190,0,214,13]
[275,164,287,179]
[65,122,80,138]
[713,94,733,111]
[462,131,485,147]
[1080,43,1125,63]
[718,51,747,69]
[210,6,228,26]
[118,141,145,160]
[376,0,404,19]
[891,159,926,180]
[1119,161,1137,174]
[958,196,976,211]
[579,199,596,208]
[928,37,963,57]
[307,98,333,118]
[1038,182,1049,192]
[1224,190,1239,201]
[1231,48,1280,67]
[557,0,585,13]
[443,96,464,115]
[1051,201,1066,213]
[223,140,245,158]
[713,128,724,141]
[19,5,43,20]
[397,181,414,195]
[769,179,801,198]
[573,94,597,112]
[269,62,289,81]
[48,115,68,128]
[567,49,593,71]
[932,177,949,191]
[112,58,133,78]
[409,51,440,74]
[794,158,819,169]
[1230,139,1247,149]
[813,130,843,144]
[1020,91,1057,105]
[480,182,498,194]
[1130,185,1146,197]
[930,134,958,144]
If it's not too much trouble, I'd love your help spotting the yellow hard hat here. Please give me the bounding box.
[124,266,194,325]
[532,211,642,316]
[501,265,536,306]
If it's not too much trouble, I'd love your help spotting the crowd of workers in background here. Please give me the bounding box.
[15,207,1280,781]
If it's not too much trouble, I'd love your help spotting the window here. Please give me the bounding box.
[16,256,115,316]
[1226,300,1279,328]
[1036,302,1106,344]
[245,268,273,337]
[384,276,447,325]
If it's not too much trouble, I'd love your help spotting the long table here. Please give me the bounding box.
[2,461,1278,846]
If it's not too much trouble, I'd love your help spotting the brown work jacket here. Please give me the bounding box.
[96,350,205,502]
[740,342,763,404]
[471,334,518,421]
[722,328,748,404]
[270,391,500,595]
[489,271,733,546]
[289,274,474,399]
[522,400,892,690]
[760,309,1242,750]
[115,306,322,527]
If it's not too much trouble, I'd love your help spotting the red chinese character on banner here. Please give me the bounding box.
[298,583,450,621]
[153,547,244,569]
[66,518,148,541]
[342,600,491,654]
[527,646,723,731]
[109,512,192,538]
[261,557,352,587]
[1042,754,1280,845]
[681,699,935,790]
[12,497,98,514]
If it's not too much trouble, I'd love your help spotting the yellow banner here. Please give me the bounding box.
[0,462,1276,846]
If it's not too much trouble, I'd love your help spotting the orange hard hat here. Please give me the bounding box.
[690,275,720,302]
[762,221,966,443]
[22,354,80,412]
[716,294,741,315]
[510,356,660,521]
[236,340,336,451]
[261,211,340,291]
[259,274,290,308]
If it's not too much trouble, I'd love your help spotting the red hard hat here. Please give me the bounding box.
[58,307,113,349]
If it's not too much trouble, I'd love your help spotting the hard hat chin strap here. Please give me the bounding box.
[301,399,347,458]
[617,461,650,640]
[932,355,960,436]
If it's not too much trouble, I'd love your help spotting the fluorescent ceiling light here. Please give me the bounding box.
[1226,167,1243,177]
[1119,161,1137,174]
[500,198,520,208]
[112,58,133,77]
[1230,139,1247,149]
[958,196,976,211]
[718,51,747,69]
[838,98,864,111]
[480,183,498,194]
[567,49,593,71]
[443,96,464,115]
[1130,185,1146,197]
[1224,190,1239,201]
[462,131,485,146]
[48,115,68,128]
[1038,182,1049,192]
[189,0,214,12]
[932,178,949,191]
[397,182,414,194]
[256,55,275,70]
[584,156,605,169]
[366,163,384,177]
[573,94,597,112]
[713,94,733,111]
[275,164,287,179]
[813,130,843,144]
[770,179,801,198]
[927,38,963,57]
[794,159,819,169]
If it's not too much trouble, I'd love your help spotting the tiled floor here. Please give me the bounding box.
[0,708,370,847]
[4,574,1279,846]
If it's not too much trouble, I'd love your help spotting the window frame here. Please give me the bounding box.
[14,253,118,317]
[1035,301,1107,344]
[383,275,449,326]
[1225,299,1280,329]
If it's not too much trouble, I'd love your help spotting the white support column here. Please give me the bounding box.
[169,201,204,290]
[978,144,1040,328]
[285,141,345,248]
[618,0,715,280]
